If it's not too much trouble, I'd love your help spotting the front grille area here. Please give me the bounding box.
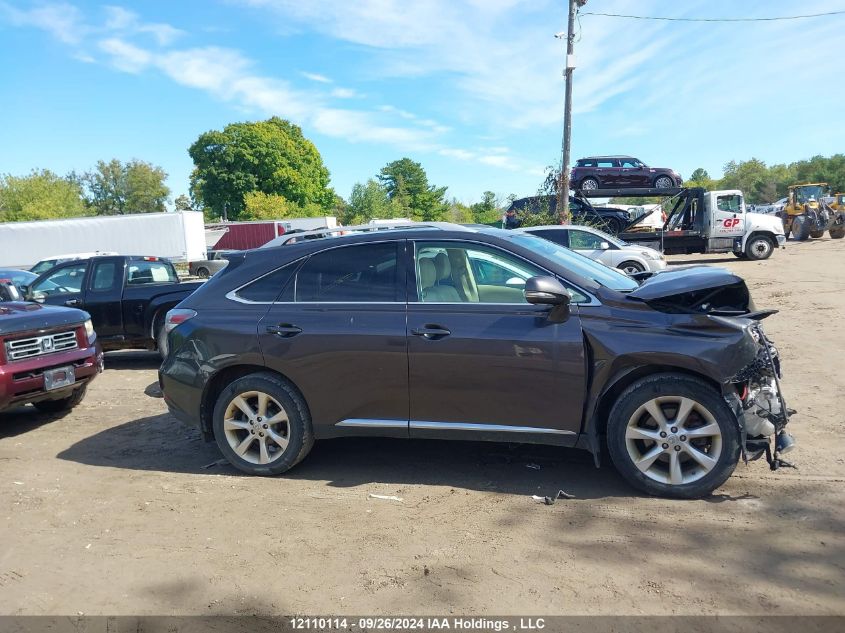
[5,330,78,361]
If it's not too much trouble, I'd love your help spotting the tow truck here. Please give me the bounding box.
[577,187,787,261]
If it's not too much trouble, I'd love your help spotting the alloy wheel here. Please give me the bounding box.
[624,396,722,486]
[223,390,290,465]
[582,179,599,190]
[655,176,674,188]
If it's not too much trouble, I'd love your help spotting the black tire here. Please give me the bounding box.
[654,175,675,189]
[809,230,824,239]
[733,252,748,259]
[791,215,810,241]
[33,386,87,414]
[830,227,845,239]
[618,260,645,275]
[154,314,168,360]
[212,372,314,476]
[580,177,600,191]
[196,267,210,279]
[606,373,741,499]
[604,218,623,235]
[745,235,774,261]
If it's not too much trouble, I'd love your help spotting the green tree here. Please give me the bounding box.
[189,117,335,220]
[344,179,402,225]
[83,159,169,214]
[174,194,193,212]
[470,191,501,225]
[0,169,89,222]
[241,191,326,221]
[446,199,473,224]
[378,158,448,221]
[689,168,709,182]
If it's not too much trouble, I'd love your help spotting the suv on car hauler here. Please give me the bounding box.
[159,223,796,499]
[1,297,102,414]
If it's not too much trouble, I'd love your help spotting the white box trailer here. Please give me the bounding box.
[0,211,207,268]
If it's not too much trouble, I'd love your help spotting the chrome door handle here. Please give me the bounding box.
[411,326,451,340]
[266,324,302,337]
[65,299,81,307]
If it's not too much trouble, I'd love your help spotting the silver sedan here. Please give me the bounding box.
[514,225,667,274]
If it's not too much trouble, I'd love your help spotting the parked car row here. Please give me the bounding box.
[158,222,795,499]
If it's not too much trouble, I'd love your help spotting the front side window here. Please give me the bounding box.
[32,263,88,296]
[527,229,569,247]
[568,230,607,250]
[127,261,178,285]
[716,194,743,213]
[295,242,400,302]
[415,241,546,304]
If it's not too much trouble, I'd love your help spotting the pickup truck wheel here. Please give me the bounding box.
[745,235,774,260]
[196,267,210,279]
[580,177,600,191]
[33,387,87,414]
[654,175,675,188]
[607,373,740,499]
[212,372,314,476]
[618,260,645,275]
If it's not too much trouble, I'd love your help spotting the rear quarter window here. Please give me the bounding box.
[236,263,298,302]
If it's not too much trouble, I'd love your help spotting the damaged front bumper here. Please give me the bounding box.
[727,322,796,470]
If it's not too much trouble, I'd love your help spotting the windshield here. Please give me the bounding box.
[31,260,58,274]
[505,232,639,292]
[795,185,824,203]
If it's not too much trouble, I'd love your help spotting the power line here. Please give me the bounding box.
[580,10,845,23]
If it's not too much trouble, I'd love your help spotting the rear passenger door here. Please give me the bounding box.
[84,257,125,338]
[257,241,410,437]
[596,158,621,186]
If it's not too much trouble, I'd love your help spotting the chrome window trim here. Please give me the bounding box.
[410,238,600,307]
[409,421,576,435]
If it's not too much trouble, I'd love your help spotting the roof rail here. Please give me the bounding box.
[262,221,473,247]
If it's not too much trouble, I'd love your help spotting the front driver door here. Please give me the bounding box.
[710,192,746,239]
[407,240,586,443]
[29,261,89,309]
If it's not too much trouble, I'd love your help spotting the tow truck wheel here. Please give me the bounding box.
[607,373,740,499]
[745,235,774,261]
[580,177,599,190]
[33,387,87,414]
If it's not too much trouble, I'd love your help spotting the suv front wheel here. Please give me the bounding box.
[607,373,740,498]
[212,372,314,475]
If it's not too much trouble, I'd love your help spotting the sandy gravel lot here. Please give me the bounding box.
[1,238,843,617]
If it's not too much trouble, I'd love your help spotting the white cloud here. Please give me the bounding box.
[439,148,475,160]
[102,5,184,45]
[301,71,332,83]
[330,87,358,99]
[0,0,86,44]
[98,37,152,73]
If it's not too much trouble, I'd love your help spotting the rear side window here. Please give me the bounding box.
[528,229,569,247]
[577,159,596,167]
[126,261,177,285]
[295,243,400,302]
[597,159,617,167]
[237,263,298,302]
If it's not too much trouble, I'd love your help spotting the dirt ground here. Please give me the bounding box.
[1,238,843,617]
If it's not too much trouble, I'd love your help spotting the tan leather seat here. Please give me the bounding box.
[429,254,461,302]
[420,258,461,302]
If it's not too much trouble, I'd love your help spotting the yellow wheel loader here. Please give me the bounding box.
[781,183,845,240]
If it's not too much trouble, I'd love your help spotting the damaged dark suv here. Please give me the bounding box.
[159,224,795,498]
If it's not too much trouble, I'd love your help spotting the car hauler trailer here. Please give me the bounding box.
[0,211,207,269]
[577,187,787,261]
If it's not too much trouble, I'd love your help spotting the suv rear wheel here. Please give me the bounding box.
[607,373,740,499]
[212,372,314,475]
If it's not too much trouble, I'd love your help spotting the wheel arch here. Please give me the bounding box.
[588,364,724,440]
[199,364,309,437]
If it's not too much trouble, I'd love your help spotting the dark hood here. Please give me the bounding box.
[0,302,89,335]
[626,266,754,315]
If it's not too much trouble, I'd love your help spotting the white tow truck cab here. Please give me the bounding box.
[581,186,786,261]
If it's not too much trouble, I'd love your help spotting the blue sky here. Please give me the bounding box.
[1,0,843,206]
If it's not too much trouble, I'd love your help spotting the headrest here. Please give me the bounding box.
[434,252,451,281]
[419,258,437,288]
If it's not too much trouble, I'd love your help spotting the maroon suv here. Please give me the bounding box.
[571,155,681,191]
[0,299,102,414]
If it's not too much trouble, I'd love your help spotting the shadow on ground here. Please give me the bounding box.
[56,412,632,500]
[103,350,162,370]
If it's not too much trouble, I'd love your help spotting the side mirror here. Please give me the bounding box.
[524,276,571,306]
[599,241,610,250]
[31,290,46,303]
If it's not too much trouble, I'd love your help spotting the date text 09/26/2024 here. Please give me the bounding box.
[290,617,546,630]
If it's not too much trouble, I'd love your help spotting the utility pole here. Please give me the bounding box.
[557,0,585,224]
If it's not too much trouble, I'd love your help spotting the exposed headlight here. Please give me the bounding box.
[84,319,96,343]
[641,250,663,261]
